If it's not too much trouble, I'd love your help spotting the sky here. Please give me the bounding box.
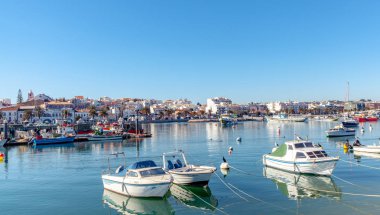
[0,0,380,104]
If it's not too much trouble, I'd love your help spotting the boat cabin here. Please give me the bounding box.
[271,140,330,160]
[124,160,166,178]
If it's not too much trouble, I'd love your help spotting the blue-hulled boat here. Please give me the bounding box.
[33,136,75,146]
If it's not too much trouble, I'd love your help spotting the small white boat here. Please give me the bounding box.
[163,150,216,186]
[325,125,356,137]
[266,114,307,122]
[354,151,380,159]
[263,139,339,176]
[102,152,172,198]
[353,145,380,153]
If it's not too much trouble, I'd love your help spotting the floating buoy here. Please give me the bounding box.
[228,147,233,155]
[220,156,229,169]
[236,137,242,142]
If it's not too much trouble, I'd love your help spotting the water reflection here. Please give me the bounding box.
[170,184,218,211]
[263,167,341,200]
[102,189,173,215]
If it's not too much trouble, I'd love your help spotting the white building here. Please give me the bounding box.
[205,97,232,114]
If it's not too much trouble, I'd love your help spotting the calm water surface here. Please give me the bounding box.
[1,121,380,214]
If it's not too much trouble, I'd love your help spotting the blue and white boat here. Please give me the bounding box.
[341,119,359,128]
[33,136,75,146]
[102,153,172,198]
[263,139,339,176]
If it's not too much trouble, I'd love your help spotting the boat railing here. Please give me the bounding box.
[105,152,126,175]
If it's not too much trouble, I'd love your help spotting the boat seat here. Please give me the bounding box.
[176,159,183,168]
[167,160,174,170]
[174,163,179,169]
[115,165,125,174]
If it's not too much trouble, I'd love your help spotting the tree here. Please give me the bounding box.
[34,106,44,119]
[89,106,97,119]
[23,110,32,122]
[17,89,23,104]
[99,108,108,119]
[62,109,70,119]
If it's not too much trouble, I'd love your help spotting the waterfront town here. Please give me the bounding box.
[1,89,380,125]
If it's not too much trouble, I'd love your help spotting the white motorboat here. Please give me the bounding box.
[353,145,380,153]
[266,114,307,122]
[163,150,216,186]
[102,189,173,214]
[263,139,339,176]
[102,152,172,198]
[325,125,356,137]
[263,167,341,200]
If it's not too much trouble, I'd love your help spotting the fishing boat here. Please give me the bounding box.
[102,189,173,215]
[366,116,378,122]
[354,117,366,123]
[263,167,341,200]
[266,113,307,122]
[33,136,75,146]
[325,125,356,137]
[102,152,172,198]
[87,134,124,141]
[341,119,359,128]
[219,114,237,126]
[353,145,380,153]
[263,139,339,176]
[163,150,216,185]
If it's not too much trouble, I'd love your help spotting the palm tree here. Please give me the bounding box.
[99,108,108,119]
[34,106,44,120]
[89,106,97,119]
[23,110,32,122]
[62,109,70,120]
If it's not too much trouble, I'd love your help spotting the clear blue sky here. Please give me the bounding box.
[1,0,379,104]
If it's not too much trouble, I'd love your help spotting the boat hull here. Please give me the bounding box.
[33,137,75,145]
[263,155,338,176]
[169,167,216,185]
[353,146,380,153]
[102,175,171,198]
[326,131,356,137]
[88,135,123,141]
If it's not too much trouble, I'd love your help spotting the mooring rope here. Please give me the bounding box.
[180,185,230,215]
[214,173,249,202]
[340,159,380,171]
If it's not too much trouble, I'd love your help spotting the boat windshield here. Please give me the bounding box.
[128,160,157,170]
[306,151,328,158]
[139,168,166,177]
[294,142,314,148]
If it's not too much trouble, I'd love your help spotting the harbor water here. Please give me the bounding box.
[1,121,380,214]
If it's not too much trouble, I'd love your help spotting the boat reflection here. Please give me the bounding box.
[263,167,341,200]
[102,189,173,215]
[170,184,218,211]
[354,151,380,159]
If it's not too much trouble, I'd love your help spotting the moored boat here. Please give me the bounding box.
[353,145,380,153]
[102,153,172,198]
[33,136,75,146]
[263,139,339,176]
[341,119,359,128]
[325,125,356,137]
[366,116,378,122]
[163,150,216,186]
[266,113,307,122]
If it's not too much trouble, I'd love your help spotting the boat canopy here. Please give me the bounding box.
[128,160,157,170]
[271,144,287,157]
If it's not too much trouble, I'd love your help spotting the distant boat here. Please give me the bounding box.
[263,139,339,176]
[326,125,356,137]
[341,119,359,128]
[219,114,237,126]
[353,145,380,153]
[87,134,124,141]
[33,136,75,146]
[266,113,307,122]
[366,116,378,122]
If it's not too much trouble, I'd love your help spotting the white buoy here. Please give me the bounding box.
[236,137,242,142]
[228,146,233,155]
[220,156,229,170]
